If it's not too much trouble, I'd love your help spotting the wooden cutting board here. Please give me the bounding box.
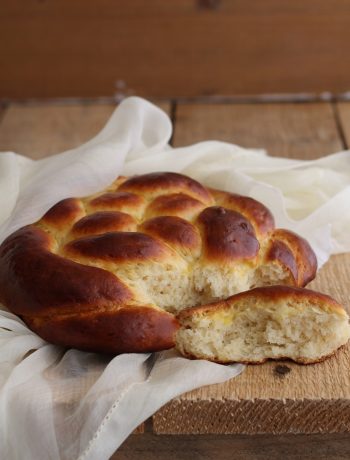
[0,100,350,437]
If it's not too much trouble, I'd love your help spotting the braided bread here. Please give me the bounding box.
[0,172,321,355]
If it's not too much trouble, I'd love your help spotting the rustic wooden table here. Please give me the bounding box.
[1,99,350,459]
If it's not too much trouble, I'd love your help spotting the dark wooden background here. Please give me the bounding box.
[2,0,350,99]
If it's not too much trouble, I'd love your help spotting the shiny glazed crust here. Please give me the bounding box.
[0,172,318,354]
[178,285,346,320]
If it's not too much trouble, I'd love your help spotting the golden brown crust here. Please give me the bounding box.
[265,239,299,285]
[70,211,137,237]
[89,191,146,213]
[0,172,319,355]
[25,307,179,354]
[65,232,173,263]
[119,172,214,205]
[271,229,318,286]
[178,285,345,321]
[141,216,201,252]
[145,193,206,220]
[0,226,134,317]
[41,198,85,229]
[197,206,259,263]
[210,188,275,236]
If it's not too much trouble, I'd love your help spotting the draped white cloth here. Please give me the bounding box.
[0,97,350,459]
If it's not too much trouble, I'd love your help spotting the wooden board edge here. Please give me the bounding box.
[153,398,350,434]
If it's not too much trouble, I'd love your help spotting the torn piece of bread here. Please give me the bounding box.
[176,286,350,364]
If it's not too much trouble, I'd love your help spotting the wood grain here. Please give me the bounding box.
[112,433,350,460]
[174,103,343,159]
[153,101,350,434]
[0,102,170,159]
[2,1,350,98]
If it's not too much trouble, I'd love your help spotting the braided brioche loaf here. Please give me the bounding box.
[0,172,324,356]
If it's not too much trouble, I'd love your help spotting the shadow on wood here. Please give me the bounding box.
[111,433,350,460]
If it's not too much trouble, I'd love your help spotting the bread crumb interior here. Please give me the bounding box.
[176,299,350,363]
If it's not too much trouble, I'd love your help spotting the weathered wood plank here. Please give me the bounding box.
[0,104,115,158]
[153,102,350,434]
[112,433,350,460]
[0,102,170,159]
[174,102,342,159]
[2,1,350,98]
